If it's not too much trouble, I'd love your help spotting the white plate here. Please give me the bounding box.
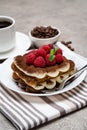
[0,42,87,96]
[0,32,31,60]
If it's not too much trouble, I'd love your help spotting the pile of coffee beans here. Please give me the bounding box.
[31,26,59,38]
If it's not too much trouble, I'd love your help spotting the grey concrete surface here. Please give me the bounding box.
[0,0,87,130]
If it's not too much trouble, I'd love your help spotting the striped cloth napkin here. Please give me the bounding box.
[0,78,87,130]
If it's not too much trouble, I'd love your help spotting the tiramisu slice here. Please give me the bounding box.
[11,44,76,92]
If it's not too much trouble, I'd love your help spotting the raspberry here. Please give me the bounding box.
[56,48,63,55]
[37,48,46,58]
[56,53,63,64]
[33,50,39,57]
[34,56,46,67]
[28,50,39,57]
[42,45,51,54]
[48,44,53,49]
[26,52,36,65]
[46,54,56,66]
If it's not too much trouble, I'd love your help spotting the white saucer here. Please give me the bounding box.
[0,32,31,59]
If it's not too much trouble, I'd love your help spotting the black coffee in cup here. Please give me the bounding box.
[0,21,12,29]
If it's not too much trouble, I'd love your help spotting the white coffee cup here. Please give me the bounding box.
[0,16,16,53]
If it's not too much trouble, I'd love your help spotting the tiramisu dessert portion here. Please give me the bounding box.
[11,44,76,93]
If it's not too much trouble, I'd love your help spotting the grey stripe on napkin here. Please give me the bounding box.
[0,77,87,130]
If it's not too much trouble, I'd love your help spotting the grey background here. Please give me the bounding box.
[0,0,87,130]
